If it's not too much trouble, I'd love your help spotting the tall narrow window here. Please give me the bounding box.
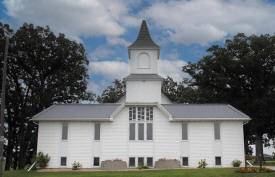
[146,107,150,121]
[94,157,100,166]
[182,157,188,166]
[147,123,153,140]
[60,157,67,166]
[138,123,144,140]
[215,156,221,165]
[149,107,153,120]
[214,122,220,140]
[129,157,135,167]
[138,157,144,166]
[133,107,136,121]
[62,122,68,140]
[147,157,153,167]
[138,107,145,121]
[129,107,133,121]
[94,123,100,140]
[129,123,135,140]
[182,123,188,140]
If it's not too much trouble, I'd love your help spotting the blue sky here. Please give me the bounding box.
[1,0,275,95]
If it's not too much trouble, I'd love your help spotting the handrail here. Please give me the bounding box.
[27,162,36,172]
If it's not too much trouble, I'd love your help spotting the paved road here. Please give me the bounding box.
[265,166,275,170]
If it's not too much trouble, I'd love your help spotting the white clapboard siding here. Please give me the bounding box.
[68,122,93,168]
[101,107,128,161]
[189,122,215,167]
[154,107,181,160]
[37,108,245,168]
[221,121,245,167]
[37,122,61,168]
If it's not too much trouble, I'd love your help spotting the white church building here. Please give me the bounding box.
[33,20,250,169]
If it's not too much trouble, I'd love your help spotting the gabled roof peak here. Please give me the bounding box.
[128,20,160,50]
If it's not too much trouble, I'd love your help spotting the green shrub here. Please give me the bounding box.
[198,159,208,168]
[232,160,242,167]
[36,152,50,168]
[137,165,149,169]
[72,161,82,170]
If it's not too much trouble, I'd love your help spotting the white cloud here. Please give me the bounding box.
[146,0,275,45]
[90,46,115,60]
[87,80,109,95]
[89,60,129,80]
[3,0,139,39]
[159,59,188,82]
[89,59,188,82]
[5,0,275,46]
[106,36,130,47]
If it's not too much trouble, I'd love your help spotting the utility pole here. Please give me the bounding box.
[0,36,9,177]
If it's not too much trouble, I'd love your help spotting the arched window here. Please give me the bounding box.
[138,53,150,68]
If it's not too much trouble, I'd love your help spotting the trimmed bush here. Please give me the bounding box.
[198,159,208,168]
[72,161,82,170]
[138,165,149,169]
[36,152,50,168]
[232,160,242,167]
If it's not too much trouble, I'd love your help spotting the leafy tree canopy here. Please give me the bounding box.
[0,22,93,170]
[97,79,125,103]
[183,33,275,141]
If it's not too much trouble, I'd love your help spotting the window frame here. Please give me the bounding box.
[94,123,101,141]
[60,156,67,166]
[93,157,100,167]
[61,122,68,141]
[129,123,136,140]
[146,123,153,140]
[138,123,144,140]
[129,157,135,167]
[138,157,144,166]
[182,157,189,166]
[147,157,153,167]
[129,106,153,141]
[214,122,221,140]
[215,156,222,166]
[182,122,188,141]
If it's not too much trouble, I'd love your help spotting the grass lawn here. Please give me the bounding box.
[264,160,275,166]
[3,168,275,177]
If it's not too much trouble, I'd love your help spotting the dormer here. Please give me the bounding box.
[128,20,160,74]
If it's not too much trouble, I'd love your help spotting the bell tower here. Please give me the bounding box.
[128,20,160,74]
[125,20,163,103]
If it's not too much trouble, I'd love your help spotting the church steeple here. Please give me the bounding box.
[127,20,160,75]
[128,20,160,50]
[125,20,163,103]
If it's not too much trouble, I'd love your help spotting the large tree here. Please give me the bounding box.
[162,77,200,103]
[183,33,275,160]
[0,22,93,170]
[97,79,125,103]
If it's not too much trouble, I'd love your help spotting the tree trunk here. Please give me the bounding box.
[255,134,264,168]
[12,145,18,170]
[4,123,13,171]
[18,127,26,169]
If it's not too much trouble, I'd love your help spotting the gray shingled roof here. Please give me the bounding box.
[124,74,163,81]
[128,20,160,50]
[32,104,120,121]
[32,103,249,121]
[162,104,249,119]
